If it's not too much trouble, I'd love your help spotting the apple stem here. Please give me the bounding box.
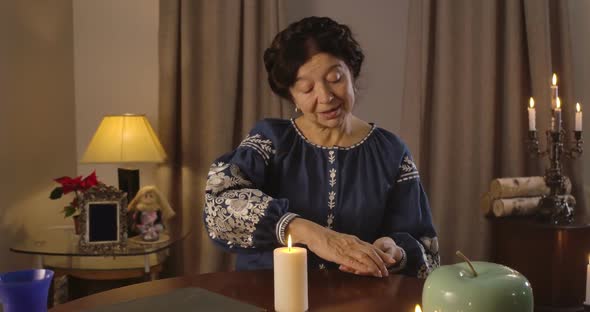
[456,250,478,277]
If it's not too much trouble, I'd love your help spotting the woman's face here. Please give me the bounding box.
[289,53,355,129]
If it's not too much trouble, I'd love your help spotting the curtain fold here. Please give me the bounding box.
[158,0,288,274]
[402,0,584,264]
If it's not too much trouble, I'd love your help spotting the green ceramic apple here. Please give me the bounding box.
[422,254,533,312]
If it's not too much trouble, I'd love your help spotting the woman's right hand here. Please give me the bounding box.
[287,218,394,277]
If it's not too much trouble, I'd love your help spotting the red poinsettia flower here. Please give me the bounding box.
[80,171,98,190]
[50,171,100,218]
[54,171,98,194]
[54,176,83,194]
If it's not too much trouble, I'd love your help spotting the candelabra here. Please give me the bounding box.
[527,126,583,224]
[526,74,584,224]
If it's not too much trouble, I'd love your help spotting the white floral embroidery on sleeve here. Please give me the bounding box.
[204,162,274,248]
[416,236,441,279]
[397,156,420,183]
[206,162,251,194]
[239,134,275,165]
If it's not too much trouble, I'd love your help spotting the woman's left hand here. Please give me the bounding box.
[372,237,402,267]
[339,236,401,274]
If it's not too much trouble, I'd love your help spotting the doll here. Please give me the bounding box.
[128,185,175,241]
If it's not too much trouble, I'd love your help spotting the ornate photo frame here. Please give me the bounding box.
[79,183,128,253]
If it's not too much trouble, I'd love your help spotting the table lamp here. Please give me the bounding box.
[80,114,167,201]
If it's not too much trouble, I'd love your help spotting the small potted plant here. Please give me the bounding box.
[49,171,98,234]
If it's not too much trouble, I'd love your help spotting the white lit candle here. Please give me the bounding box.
[586,255,590,304]
[551,73,558,110]
[528,97,536,131]
[555,97,562,132]
[415,304,423,312]
[576,102,582,132]
[274,235,308,312]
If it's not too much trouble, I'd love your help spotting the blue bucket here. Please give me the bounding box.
[0,269,54,312]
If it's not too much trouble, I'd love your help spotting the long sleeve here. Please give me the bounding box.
[204,123,294,252]
[380,152,440,278]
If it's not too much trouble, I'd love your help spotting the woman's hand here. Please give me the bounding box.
[372,236,402,266]
[339,236,401,275]
[287,218,395,277]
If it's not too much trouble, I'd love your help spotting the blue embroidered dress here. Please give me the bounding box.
[204,118,440,278]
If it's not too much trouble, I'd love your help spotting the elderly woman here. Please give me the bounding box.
[204,16,439,278]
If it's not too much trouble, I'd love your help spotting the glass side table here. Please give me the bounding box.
[10,226,190,305]
[11,227,188,275]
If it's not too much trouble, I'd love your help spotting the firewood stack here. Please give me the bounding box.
[481,176,575,217]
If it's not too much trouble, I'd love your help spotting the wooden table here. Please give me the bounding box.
[50,270,425,311]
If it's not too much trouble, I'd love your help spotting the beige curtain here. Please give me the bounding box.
[158,0,289,275]
[402,0,584,264]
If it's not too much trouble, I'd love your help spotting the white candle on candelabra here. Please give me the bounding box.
[555,97,562,131]
[274,234,308,312]
[528,97,536,131]
[576,102,583,132]
[551,73,559,110]
[586,255,590,304]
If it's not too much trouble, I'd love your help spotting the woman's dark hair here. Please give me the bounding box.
[263,16,364,100]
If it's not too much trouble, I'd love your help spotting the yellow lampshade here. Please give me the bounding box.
[80,114,167,164]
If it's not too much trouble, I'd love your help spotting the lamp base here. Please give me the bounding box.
[118,168,139,202]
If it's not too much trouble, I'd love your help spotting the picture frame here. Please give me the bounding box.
[78,183,128,253]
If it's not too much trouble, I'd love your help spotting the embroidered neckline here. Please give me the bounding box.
[289,118,376,150]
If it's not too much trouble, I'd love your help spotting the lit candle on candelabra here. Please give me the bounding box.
[528,97,536,131]
[415,304,422,312]
[576,102,583,132]
[555,97,562,132]
[551,73,558,110]
[274,234,308,312]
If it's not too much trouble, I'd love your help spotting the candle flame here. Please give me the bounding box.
[577,102,581,112]
[288,234,292,252]
[415,305,422,312]
[556,97,561,109]
[529,97,535,108]
[552,73,557,86]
